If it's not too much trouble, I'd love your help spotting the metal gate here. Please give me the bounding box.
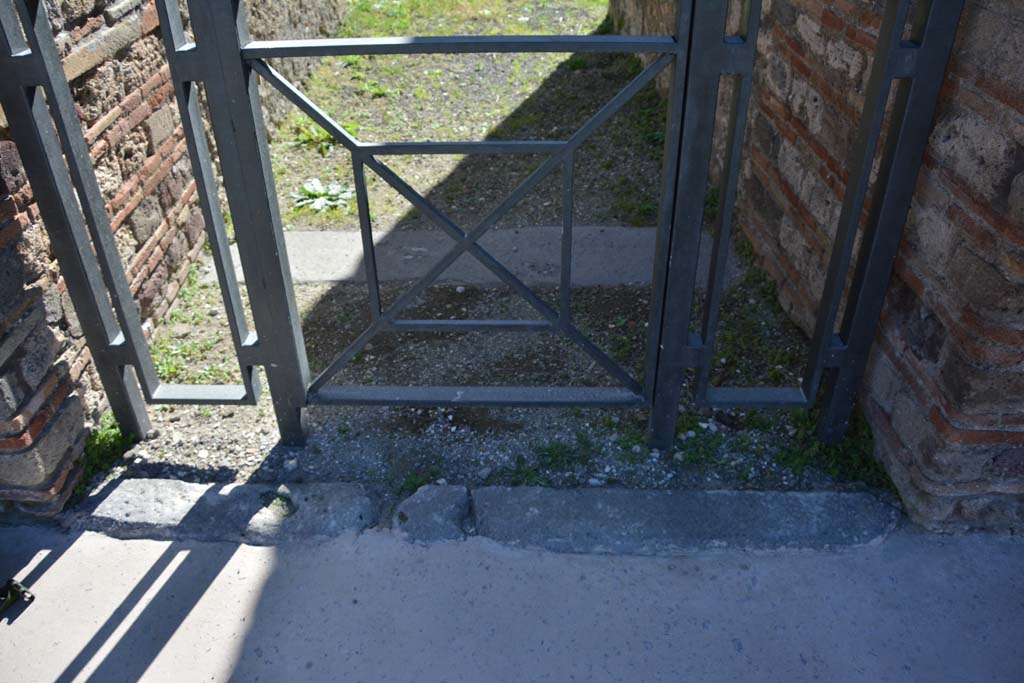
[0,0,964,448]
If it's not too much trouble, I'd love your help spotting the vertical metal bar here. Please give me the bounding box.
[185,0,310,444]
[695,3,761,401]
[353,157,382,319]
[648,0,723,449]
[559,154,574,326]
[0,5,150,438]
[12,0,161,395]
[645,2,696,404]
[803,0,915,404]
[816,0,965,442]
[153,0,261,400]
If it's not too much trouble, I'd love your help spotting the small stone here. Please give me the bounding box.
[456,286,466,294]
[197,449,209,460]
[436,478,448,486]
[631,445,642,454]
[284,459,298,472]
[478,466,492,480]
[687,430,696,438]
[587,478,604,487]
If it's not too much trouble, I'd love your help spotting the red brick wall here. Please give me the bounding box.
[611,0,1024,530]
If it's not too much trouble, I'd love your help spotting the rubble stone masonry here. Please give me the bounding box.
[0,0,344,514]
[610,0,1023,530]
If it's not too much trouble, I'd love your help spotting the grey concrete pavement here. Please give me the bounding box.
[1,523,1022,682]
[214,226,742,286]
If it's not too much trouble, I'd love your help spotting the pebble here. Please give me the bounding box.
[587,478,604,487]
[456,286,466,294]
[284,459,298,472]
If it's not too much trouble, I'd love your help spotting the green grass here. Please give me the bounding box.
[150,264,242,385]
[341,0,610,38]
[776,406,893,491]
[506,455,549,486]
[73,413,135,500]
[395,469,440,496]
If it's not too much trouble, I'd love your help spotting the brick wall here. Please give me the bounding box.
[610,0,1023,530]
[0,0,344,515]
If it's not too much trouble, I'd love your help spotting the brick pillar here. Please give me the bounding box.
[610,0,1024,530]
[0,141,90,515]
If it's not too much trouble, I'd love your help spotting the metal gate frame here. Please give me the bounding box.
[0,0,964,449]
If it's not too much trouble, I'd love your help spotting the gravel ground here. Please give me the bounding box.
[78,0,896,512]
[99,257,895,514]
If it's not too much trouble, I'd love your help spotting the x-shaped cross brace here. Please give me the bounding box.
[251,54,673,395]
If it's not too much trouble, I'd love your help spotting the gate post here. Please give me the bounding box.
[815,0,965,442]
[183,0,310,444]
[647,0,721,450]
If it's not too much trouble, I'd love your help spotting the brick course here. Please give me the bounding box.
[0,0,345,514]
[610,0,1023,530]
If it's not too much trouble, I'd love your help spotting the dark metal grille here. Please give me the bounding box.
[0,0,965,449]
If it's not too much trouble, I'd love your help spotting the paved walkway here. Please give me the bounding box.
[215,226,741,286]
[2,513,1022,681]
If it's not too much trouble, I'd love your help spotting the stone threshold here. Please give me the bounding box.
[57,479,900,554]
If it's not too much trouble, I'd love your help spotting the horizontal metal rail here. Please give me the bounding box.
[311,385,646,407]
[241,35,679,59]
[384,320,554,333]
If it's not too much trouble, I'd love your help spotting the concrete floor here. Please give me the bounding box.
[1,524,1022,682]
[216,226,741,287]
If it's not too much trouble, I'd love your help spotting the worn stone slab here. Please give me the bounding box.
[393,485,470,542]
[473,488,900,555]
[64,478,377,544]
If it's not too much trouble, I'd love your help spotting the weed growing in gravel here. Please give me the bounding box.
[291,178,355,213]
[506,455,548,487]
[395,469,440,496]
[293,119,336,156]
[776,406,892,491]
[74,413,135,500]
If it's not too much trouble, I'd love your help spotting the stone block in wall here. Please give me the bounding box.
[0,390,83,490]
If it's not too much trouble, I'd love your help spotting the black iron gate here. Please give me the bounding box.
[0,0,964,448]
